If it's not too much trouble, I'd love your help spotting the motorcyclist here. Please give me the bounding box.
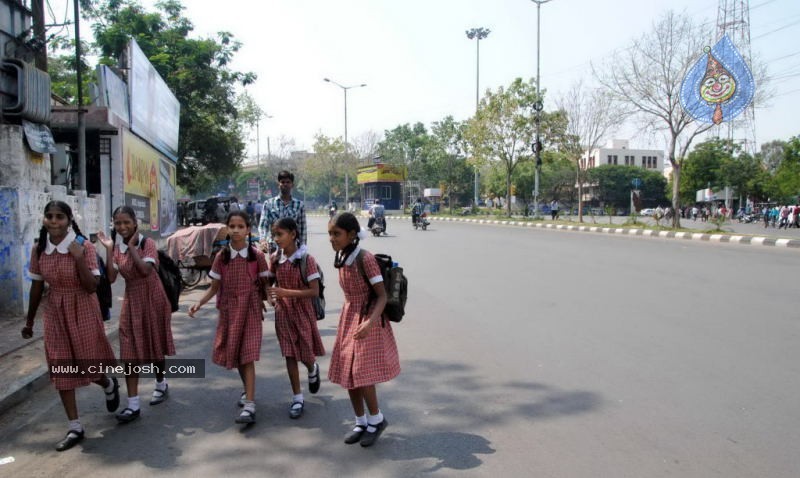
[411,197,423,227]
[368,199,387,234]
[329,200,338,218]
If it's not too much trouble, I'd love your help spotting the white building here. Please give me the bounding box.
[582,139,664,173]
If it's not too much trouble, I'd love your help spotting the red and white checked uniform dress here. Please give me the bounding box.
[272,252,325,363]
[113,236,175,363]
[208,247,268,369]
[327,248,400,389]
[28,236,117,390]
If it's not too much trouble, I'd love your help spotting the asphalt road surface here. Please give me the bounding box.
[0,216,798,477]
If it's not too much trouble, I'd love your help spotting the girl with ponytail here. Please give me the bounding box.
[21,201,120,452]
[326,212,400,447]
[96,206,175,423]
[188,210,268,425]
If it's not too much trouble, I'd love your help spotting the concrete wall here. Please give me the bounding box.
[0,125,103,317]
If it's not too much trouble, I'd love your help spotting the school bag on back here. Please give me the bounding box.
[96,253,113,321]
[141,237,182,312]
[356,250,407,324]
[298,254,326,320]
[156,250,182,312]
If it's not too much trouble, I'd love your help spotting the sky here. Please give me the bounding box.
[51,0,800,157]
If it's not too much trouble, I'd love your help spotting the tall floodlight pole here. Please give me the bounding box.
[324,78,366,206]
[74,0,86,190]
[532,0,551,218]
[466,27,490,207]
[255,112,272,200]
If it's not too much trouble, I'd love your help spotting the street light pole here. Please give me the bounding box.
[255,112,272,201]
[324,78,366,207]
[532,0,551,219]
[466,27,490,208]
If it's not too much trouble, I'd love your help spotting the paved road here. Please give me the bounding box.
[0,217,798,477]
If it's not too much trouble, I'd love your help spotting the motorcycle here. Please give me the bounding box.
[329,206,337,218]
[369,216,386,236]
[413,212,430,231]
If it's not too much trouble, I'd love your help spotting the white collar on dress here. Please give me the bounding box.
[117,233,144,253]
[44,230,76,255]
[229,244,250,258]
[278,244,307,264]
[344,245,362,266]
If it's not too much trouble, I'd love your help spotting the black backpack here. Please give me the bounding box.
[356,251,407,324]
[96,253,113,321]
[141,238,182,312]
[298,254,326,320]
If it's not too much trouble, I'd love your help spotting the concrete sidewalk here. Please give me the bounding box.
[0,279,125,416]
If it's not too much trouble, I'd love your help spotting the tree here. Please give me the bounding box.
[678,138,732,203]
[305,134,346,203]
[377,122,432,181]
[557,80,623,222]
[595,11,714,227]
[79,0,255,194]
[588,165,668,211]
[464,78,539,216]
[772,136,800,203]
[429,116,472,211]
[758,140,786,174]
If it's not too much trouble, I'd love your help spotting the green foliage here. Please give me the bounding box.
[678,138,732,202]
[70,0,255,194]
[464,78,542,215]
[428,117,473,210]
[304,134,346,203]
[772,136,800,203]
[587,165,667,210]
[377,122,432,181]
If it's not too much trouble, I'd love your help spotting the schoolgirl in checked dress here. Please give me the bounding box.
[189,211,268,425]
[97,206,175,424]
[22,201,120,452]
[327,212,400,448]
[267,217,325,420]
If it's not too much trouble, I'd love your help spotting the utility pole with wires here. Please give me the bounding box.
[716,0,757,155]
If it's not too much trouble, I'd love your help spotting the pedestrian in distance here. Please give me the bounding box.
[266,217,325,419]
[21,200,120,452]
[258,170,307,254]
[96,206,175,424]
[246,201,255,223]
[327,212,400,447]
[550,199,559,220]
[411,197,424,227]
[188,211,269,425]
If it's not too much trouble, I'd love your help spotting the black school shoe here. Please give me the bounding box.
[55,430,84,452]
[360,419,388,447]
[344,424,367,444]
[308,363,320,394]
[115,407,141,424]
[105,377,120,412]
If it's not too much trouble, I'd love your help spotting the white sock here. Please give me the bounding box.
[293,393,304,404]
[242,400,256,413]
[68,419,83,433]
[103,379,116,394]
[155,379,167,391]
[355,414,367,427]
[367,411,384,426]
[127,396,140,411]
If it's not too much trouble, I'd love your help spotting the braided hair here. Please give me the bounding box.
[331,212,361,268]
[221,210,256,265]
[110,205,138,245]
[36,201,85,258]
